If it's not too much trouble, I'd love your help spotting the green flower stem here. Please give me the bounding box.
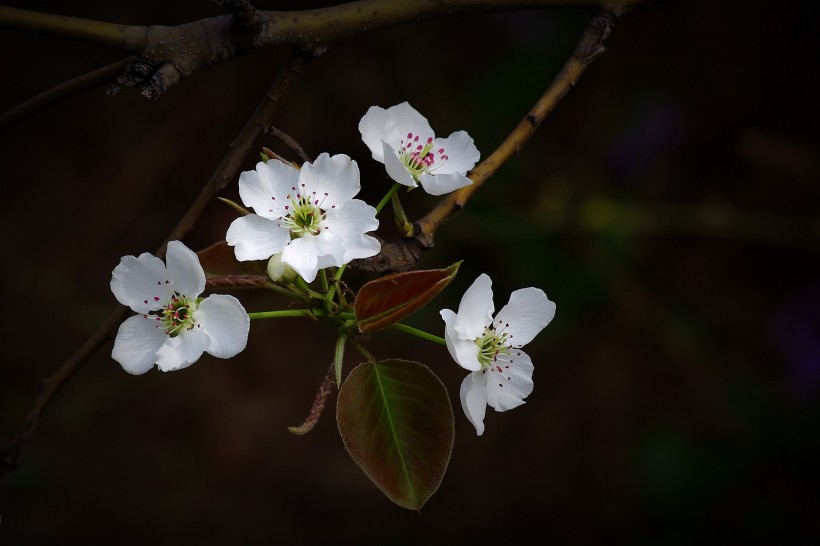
[375,182,402,215]
[388,323,446,346]
[294,276,311,293]
[326,264,347,303]
[248,309,355,322]
[266,281,310,303]
[391,191,414,237]
[284,282,312,302]
[335,279,348,307]
[293,276,324,300]
[248,309,318,320]
[320,268,329,294]
[319,269,333,314]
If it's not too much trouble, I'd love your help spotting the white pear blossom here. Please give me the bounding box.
[358,101,480,196]
[225,153,380,283]
[440,274,556,436]
[110,240,250,375]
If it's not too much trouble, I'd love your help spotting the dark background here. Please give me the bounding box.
[1,0,819,544]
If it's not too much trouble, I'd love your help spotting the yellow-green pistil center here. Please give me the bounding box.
[476,326,512,368]
[279,183,330,237]
[161,294,198,337]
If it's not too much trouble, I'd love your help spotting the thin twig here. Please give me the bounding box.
[0,57,135,133]
[268,125,312,164]
[159,47,319,252]
[0,47,322,478]
[0,305,129,477]
[287,362,337,435]
[417,11,616,239]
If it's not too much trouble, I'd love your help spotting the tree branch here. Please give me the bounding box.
[0,0,648,99]
[0,57,135,133]
[0,47,321,478]
[419,11,616,235]
[352,10,618,273]
[0,6,146,50]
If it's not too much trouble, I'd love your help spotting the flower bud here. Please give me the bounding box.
[266,253,298,283]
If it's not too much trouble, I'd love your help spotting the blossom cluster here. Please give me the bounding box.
[110,102,555,436]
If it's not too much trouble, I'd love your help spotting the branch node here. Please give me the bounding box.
[217,0,266,51]
[349,235,428,274]
[573,11,616,64]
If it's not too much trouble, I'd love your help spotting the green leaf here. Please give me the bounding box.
[196,241,267,289]
[336,359,454,511]
[355,261,461,333]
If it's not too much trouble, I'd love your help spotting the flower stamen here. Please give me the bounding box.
[476,321,513,368]
[278,186,329,237]
[160,292,198,336]
[398,132,448,180]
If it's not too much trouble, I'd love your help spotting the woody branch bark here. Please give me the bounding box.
[0,57,135,132]
[352,10,618,273]
[0,0,646,100]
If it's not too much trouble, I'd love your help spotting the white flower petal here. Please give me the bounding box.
[483,350,534,412]
[226,214,290,261]
[494,287,556,347]
[300,153,361,206]
[316,252,340,271]
[155,326,210,372]
[342,233,381,263]
[441,308,458,357]
[165,240,205,299]
[316,230,348,267]
[359,102,434,161]
[111,252,173,313]
[454,273,494,340]
[441,309,482,371]
[460,372,488,436]
[239,160,299,219]
[418,172,472,196]
[197,294,250,359]
[431,131,480,175]
[324,199,380,263]
[359,105,394,161]
[111,314,167,374]
[386,102,434,143]
[383,141,418,188]
[281,236,325,283]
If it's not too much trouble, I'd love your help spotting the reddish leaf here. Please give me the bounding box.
[196,241,267,289]
[337,359,454,511]
[355,262,460,333]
